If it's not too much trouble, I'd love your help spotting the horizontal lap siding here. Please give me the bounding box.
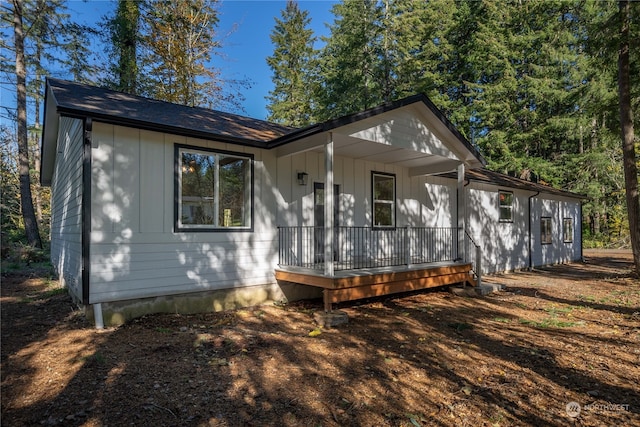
[89,124,277,304]
[50,117,84,300]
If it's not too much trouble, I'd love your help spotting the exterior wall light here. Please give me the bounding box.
[297,172,308,186]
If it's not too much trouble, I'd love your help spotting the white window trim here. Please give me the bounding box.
[372,172,396,228]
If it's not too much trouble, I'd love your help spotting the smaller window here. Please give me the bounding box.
[563,218,573,243]
[541,217,553,245]
[372,172,395,227]
[499,191,513,222]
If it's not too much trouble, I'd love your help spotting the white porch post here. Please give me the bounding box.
[457,163,466,261]
[324,132,335,276]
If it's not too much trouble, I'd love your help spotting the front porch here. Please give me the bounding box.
[276,226,481,310]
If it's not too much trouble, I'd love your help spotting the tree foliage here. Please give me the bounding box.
[102,0,141,94]
[266,0,638,253]
[100,0,248,111]
[1,0,91,251]
[266,0,318,127]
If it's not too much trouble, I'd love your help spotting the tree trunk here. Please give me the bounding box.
[13,0,42,248]
[618,0,640,274]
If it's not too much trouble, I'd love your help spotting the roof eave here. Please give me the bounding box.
[55,106,273,150]
[40,81,60,186]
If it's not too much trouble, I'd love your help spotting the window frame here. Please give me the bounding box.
[174,144,254,232]
[371,171,396,228]
[540,216,553,245]
[563,217,574,243]
[498,190,514,223]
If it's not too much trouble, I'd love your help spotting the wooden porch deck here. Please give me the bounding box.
[275,262,477,311]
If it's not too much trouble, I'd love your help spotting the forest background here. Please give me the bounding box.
[1,0,638,270]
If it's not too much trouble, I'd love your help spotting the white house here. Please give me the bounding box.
[41,79,585,326]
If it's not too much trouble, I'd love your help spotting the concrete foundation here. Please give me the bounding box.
[84,282,323,327]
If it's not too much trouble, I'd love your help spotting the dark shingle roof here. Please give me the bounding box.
[46,78,293,145]
[440,168,587,199]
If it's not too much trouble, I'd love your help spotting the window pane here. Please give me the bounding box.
[219,155,249,227]
[181,152,215,225]
[499,192,512,206]
[563,218,573,242]
[499,191,513,221]
[373,173,395,227]
[178,148,252,229]
[541,218,552,244]
[499,206,512,221]
[374,175,394,201]
[374,202,393,226]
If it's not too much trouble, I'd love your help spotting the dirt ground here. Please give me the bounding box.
[1,250,639,427]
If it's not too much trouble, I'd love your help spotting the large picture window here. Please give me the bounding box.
[372,172,395,227]
[541,217,552,245]
[176,145,252,231]
[563,218,574,243]
[499,191,513,222]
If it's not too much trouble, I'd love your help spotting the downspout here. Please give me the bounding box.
[455,172,471,262]
[82,118,101,328]
[528,191,540,271]
[456,164,466,261]
[579,200,584,263]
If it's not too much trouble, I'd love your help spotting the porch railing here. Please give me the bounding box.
[464,231,482,286]
[278,226,460,272]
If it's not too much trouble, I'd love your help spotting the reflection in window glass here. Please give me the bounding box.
[541,217,552,244]
[178,147,251,229]
[373,173,395,227]
[563,218,573,243]
[499,191,513,222]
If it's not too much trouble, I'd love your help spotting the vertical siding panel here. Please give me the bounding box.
[276,155,293,226]
[354,160,366,226]
[113,126,140,233]
[91,123,114,232]
[342,157,355,226]
[140,130,165,232]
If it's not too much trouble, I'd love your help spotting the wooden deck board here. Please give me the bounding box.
[275,262,476,310]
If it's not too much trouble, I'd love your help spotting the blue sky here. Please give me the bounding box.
[1,0,337,130]
[71,0,338,120]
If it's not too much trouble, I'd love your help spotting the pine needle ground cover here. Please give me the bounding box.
[2,250,638,426]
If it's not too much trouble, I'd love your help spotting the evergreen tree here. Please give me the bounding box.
[266,0,318,127]
[316,0,384,120]
[1,0,93,248]
[102,0,141,94]
[8,0,42,248]
[617,0,640,273]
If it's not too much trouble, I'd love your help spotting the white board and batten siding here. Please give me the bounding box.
[277,152,457,229]
[465,184,531,274]
[449,178,582,275]
[89,123,278,304]
[50,117,84,301]
[531,195,582,268]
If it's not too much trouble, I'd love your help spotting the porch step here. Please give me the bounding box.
[451,282,504,297]
[477,282,505,295]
